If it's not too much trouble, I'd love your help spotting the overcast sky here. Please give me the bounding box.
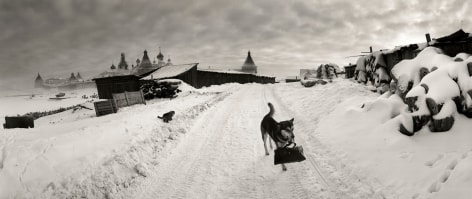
[0,0,471,90]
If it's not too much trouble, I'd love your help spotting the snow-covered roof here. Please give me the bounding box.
[435,29,471,43]
[198,68,274,78]
[198,68,248,74]
[94,69,133,79]
[141,63,198,80]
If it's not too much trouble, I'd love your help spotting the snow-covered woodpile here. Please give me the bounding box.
[300,64,338,87]
[141,80,182,100]
[354,51,393,93]
[316,64,339,79]
[357,46,472,135]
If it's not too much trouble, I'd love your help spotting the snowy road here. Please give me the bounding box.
[4,80,472,198]
[121,83,380,199]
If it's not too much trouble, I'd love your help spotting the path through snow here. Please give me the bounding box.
[120,82,383,199]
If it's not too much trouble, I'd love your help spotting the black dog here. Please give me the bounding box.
[158,111,175,123]
[260,103,294,171]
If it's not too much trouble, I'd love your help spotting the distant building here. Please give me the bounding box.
[156,47,165,67]
[166,56,173,66]
[117,53,129,70]
[240,51,257,74]
[76,72,83,81]
[132,50,158,77]
[109,48,172,78]
[69,73,77,82]
[34,73,44,88]
[38,72,95,90]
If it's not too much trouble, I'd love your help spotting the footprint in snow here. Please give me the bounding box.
[424,154,443,167]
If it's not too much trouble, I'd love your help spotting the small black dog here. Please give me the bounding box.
[158,111,175,123]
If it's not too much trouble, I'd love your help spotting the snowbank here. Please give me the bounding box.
[273,79,472,198]
[0,84,233,198]
[317,90,472,199]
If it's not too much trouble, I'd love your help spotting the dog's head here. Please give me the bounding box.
[279,118,295,142]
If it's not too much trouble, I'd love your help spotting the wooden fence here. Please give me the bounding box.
[93,91,145,117]
[112,91,146,109]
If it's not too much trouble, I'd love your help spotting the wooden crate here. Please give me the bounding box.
[93,100,117,117]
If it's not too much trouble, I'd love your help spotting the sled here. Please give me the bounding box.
[274,143,306,165]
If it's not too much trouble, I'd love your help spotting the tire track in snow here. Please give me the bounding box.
[268,83,382,199]
[125,82,377,199]
[129,86,266,199]
[262,85,334,199]
[170,102,241,199]
[19,138,55,193]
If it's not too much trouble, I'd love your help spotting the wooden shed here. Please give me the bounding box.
[383,44,420,72]
[141,63,275,88]
[93,75,141,99]
[4,116,34,129]
[431,29,472,57]
[344,64,356,78]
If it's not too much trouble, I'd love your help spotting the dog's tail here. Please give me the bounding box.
[157,116,163,119]
[267,103,275,117]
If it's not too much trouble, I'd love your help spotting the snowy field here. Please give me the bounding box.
[1,79,471,198]
[0,88,98,118]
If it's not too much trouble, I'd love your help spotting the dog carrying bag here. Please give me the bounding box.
[274,142,306,165]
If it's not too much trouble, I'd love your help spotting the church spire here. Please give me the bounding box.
[34,73,44,88]
[157,46,164,61]
[118,52,129,70]
[35,73,43,81]
[134,49,158,77]
[141,50,152,67]
[241,50,257,74]
[244,51,255,65]
[166,55,173,66]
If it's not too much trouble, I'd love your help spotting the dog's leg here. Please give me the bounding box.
[262,133,270,156]
[269,138,273,150]
[261,127,270,156]
[281,164,287,171]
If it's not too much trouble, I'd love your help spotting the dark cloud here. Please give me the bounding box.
[0,0,471,90]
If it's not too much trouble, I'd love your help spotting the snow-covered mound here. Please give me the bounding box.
[390,47,472,134]
[0,84,232,198]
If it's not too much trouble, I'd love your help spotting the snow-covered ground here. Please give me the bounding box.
[0,79,471,198]
[0,88,98,118]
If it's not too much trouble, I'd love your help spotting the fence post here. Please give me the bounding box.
[110,99,116,113]
[124,91,130,106]
[140,90,146,105]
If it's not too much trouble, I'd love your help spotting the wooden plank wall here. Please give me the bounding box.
[112,91,146,109]
[196,70,275,88]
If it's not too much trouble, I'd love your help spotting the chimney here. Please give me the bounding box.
[425,33,431,43]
